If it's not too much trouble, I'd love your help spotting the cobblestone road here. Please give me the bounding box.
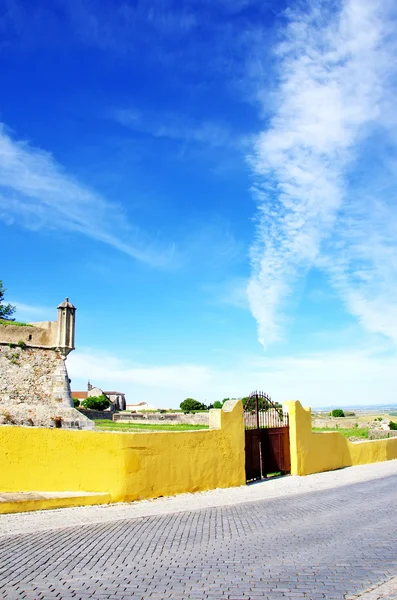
[1,474,396,600]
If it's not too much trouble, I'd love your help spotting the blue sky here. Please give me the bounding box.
[1,0,397,408]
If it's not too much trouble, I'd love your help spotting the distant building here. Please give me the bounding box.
[72,381,127,411]
[126,401,157,412]
[72,390,88,401]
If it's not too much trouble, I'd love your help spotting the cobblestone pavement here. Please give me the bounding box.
[1,474,397,600]
[348,575,397,599]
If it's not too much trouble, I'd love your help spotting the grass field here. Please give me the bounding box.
[0,319,31,327]
[312,427,369,439]
[94,420,209,432]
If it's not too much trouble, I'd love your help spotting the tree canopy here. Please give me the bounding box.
[81,394,111,411]
[180,398,207,412]
[331,409,345,418]
[0,281,16,321]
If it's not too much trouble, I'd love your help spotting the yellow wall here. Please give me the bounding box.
[0,400,245,502]
[286,400,397,475]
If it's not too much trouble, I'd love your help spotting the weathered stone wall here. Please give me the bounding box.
[0,346,64,404]
[312,418,368,429]
[78,409,113,420]
[0,345,93,429]
[368,430,397,440]
[113,412,210,425]
[0,321,57,348]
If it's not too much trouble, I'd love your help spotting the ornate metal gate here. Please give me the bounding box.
[244,391,290,482]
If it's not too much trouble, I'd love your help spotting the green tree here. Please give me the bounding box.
[242,396,282,411]
[180,398,206,413]
[331,409,345,418]
[73,398,80,408]
[213,401,223,409]
[0,281,16,321]
[81,394,111,411]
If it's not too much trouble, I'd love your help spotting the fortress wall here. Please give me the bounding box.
[0,345,93,429]
[0,321,57,348]
[0,345,65,405]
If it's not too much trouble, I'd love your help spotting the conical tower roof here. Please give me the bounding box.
[57,298,76,310]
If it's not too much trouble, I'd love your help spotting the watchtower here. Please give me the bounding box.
[56,298,76,356]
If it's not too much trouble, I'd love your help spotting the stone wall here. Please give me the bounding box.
[0,345,93,429]
[1,345,63,404]
[312,417,368,429]
[77,409,113,420]
[368,430,397,440]
[113,412,210,425]
[0,321,57,348]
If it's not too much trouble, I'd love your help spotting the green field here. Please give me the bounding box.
[94,420,209,432]
[312,427,369,439]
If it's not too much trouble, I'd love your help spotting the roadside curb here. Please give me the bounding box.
[1,459,396,538]
[347,576,397,599]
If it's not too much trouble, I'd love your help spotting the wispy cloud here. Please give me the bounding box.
[11,301,53,322]
[113,108,237,150]
[248,0,397,347]
[203,277,249,309]
[0,124,174,267]
[64,0,198,52]
[321,161,397,343]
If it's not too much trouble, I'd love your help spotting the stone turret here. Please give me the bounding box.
[56,298,76,356]
[0,296,93,429]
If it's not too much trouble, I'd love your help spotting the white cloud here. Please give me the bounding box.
[247,0,397,347]
[113,108,237,149]
[0,124,173,267]
[203,276,249,309]
[67,351,212,395]
[321,175,397,343]
[67,346,397,408]
[10,301,53,322]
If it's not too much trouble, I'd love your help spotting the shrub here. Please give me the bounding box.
[2,412,17,425]
[81,394,111,411]
[331,409,345,418]
[180,398,207,413]
[73,398,80,408]
[389,421,397,430]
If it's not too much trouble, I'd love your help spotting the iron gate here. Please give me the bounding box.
[244,391,290,482]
